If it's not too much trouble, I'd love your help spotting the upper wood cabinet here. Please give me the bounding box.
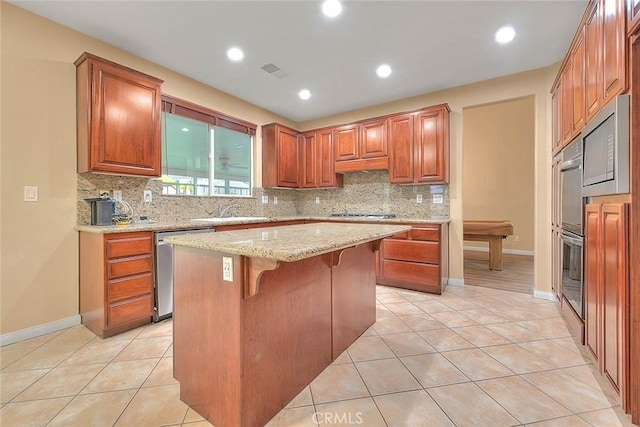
[551,83,562,153]
[333,124,359,161]
[334,121,389,173]
[560,62,574,143]
[75,53,163,177]
[316,129,343,188]
[389,105,449,184]
[359,119,388,158]
[300,129,343,189]
[586,0,603,121]
[628,0,640,35]
[262,123,300,188]
[602,0,627,104]
[572,27,586,133]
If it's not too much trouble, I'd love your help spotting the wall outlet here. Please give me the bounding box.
[261,195,269,204]
[143,190,152,203]
[315,197,320,204]
[416,194,423,203]
[222,257,233,282]
[273,196,278,205]
[515,235,520,241]
[432,194,443,204]
[112,190,123,202]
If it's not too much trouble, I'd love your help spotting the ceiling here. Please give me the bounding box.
[11,0,587,123]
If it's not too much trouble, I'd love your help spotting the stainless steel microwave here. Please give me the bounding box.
[581,94,630,197]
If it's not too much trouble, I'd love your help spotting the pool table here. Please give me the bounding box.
[463,220,514,271]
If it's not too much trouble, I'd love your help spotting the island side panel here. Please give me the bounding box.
[173,247,243,427]
[241,255,333,427]
[331,243,377,359]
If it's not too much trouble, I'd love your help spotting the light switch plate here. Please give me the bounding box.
[416,194,423,203]
[315,197,320,204]
[24,186,38,202]
[223,257,233,282]
[262,195,269,204]
[432,194,443,204]
[143,190,152,203]
[273,196,278,205]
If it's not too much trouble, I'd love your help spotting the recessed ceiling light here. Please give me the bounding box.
[181,127,189,132]
[322,0,342,18]
[495,26,516,44]
[376,64,392,78]
[227,47,244,61]
[298,89,311,100]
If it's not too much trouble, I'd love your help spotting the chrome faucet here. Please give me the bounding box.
[218,203,239,218]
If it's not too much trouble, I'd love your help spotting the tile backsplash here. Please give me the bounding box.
[77,171,448,224]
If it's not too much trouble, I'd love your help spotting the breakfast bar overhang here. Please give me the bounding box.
[166,222,410,427]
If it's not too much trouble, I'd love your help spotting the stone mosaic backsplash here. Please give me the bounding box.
[77,171,448,224]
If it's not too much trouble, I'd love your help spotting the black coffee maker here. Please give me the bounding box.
[85,198,116,226]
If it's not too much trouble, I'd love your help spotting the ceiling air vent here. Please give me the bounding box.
[261,63,288,79]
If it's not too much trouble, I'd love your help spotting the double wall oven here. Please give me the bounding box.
[560,137,584,319]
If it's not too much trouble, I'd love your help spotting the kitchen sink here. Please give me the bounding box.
[190,216,268,223]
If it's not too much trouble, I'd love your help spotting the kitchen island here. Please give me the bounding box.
[166,222,410,427]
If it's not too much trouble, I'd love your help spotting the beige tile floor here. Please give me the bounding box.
[1,284,637,427]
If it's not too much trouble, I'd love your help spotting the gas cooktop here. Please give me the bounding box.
[329,213,396,219]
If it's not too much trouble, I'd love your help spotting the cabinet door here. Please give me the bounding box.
[602,0,626,103]
[586,1,603,121]
[601,203,628,395]
[629,0,640,35]
[300,132,317,188]
[415,108,448,183]
[388,113,414,184]
[552,85,561,152]
[316,129,340,188]
[584,204,602,364]
[360,119,387,158]
[561,63,574,144]
[572,27,586,134]
[333,125,359,161]
[88,59,162,176]
[276,126,300,188]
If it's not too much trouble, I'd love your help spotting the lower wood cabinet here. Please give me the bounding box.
[376,223,449,294]
[584,203,629,408]
[80,231,154,338]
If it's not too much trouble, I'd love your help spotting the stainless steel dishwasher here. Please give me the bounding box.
[154,228,213,322]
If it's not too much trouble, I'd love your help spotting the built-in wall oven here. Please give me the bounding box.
[560,137,584,319]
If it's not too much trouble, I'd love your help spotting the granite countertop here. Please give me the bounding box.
[165,222,411,262]
[75,215,450,234]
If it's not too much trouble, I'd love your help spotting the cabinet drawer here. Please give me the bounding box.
[106,234,152,259]
[108,273,153,302]
[108,255,152,279]
[383,240,439,264]
[107,294,153,326]
[410,227,439,241]
[382,259,440,285]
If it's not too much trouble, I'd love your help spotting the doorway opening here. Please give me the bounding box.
[462,96,535,294]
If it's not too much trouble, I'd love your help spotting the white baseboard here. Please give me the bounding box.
[464,245,534,257]
[533,290,559,302]
[447,278,465,286]
[1,315,81,347]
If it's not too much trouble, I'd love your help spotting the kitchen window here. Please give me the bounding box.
[161,95,257,197]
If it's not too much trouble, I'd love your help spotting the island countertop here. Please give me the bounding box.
[165,222,410,262]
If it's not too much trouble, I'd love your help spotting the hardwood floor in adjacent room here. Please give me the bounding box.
[464,250,534,294]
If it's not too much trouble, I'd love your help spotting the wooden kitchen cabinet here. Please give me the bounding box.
[628,0,640,35]
[80,231,154,338]
[551,83,562,153]
[389,105,450,184]
[586,0,603,122]
[300,129,343,189]
[560,63,574,144]
[262,123,300,188]
[584,203,629,406]
[75,53,163,176]
[572,27,586,134]
[334,121,389,173]
[377,223,449,294]
[602,0,627,104]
